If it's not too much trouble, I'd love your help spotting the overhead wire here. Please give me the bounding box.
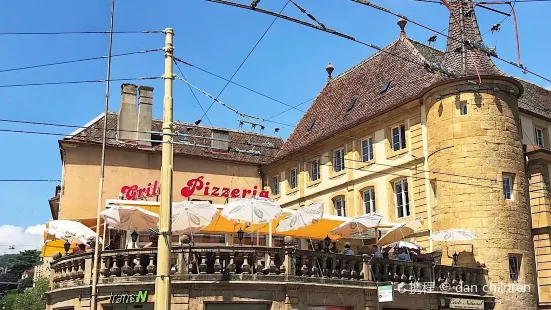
[173,56,307,114]
[0,30,163,35]
[0,76,160,88]
[173,60,214,126]
[198,0,291,124]
[0,122,548,195]
[0,48,163,73]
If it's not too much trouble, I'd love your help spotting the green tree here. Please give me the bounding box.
[2,251,40,276]
[0,273,19,297]
[11,278,48,310]
[0,291,18,310]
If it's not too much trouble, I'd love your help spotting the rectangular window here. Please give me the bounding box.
[272,176,280,195]
[334,197,346,217]
[289,169,298,189]
[460,102,468,115]
[361,137,374,162]
[394,179,410,218]
[535,127,545,147]
[363,188,376,214]
[333,148,345,172]
[391,125,407,151]
[503,175,513,200]
[509,255,521,283]
[310,159,320,181]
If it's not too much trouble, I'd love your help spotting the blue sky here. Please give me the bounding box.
[1,0,550,244]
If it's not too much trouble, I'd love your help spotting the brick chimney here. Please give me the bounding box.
[136,86,153,145]
[117,84,138,141]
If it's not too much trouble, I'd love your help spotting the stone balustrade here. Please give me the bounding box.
[49,245,488,295]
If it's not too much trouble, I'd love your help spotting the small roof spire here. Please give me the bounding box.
[397,18,407,38]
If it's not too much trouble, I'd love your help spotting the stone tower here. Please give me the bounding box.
[423,1,538,309]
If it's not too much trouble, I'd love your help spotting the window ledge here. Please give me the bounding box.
[330,170,346,179]
[357,161,375,170]
[387,148,408,160]
[286,188,299,195]
[306,179,322,188]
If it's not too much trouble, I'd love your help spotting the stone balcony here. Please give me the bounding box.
[49,244,488,296]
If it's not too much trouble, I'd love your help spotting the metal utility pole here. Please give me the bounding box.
[154,27,175,310]
[91,0,115,309]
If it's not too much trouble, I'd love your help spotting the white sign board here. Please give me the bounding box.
[450,298,484,309]
[377,285,393,303]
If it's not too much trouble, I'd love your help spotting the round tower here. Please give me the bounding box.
[424,78,538,309]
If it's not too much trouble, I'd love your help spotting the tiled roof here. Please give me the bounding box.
[441,0,501,77]
[278,35,550,159]
[62,112,283,165]
[278,36,440,157]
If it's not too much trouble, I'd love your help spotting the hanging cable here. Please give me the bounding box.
[0,30,163,35]
[0,48,162,73]
[0,76,160,88]
[173,60,214,126]
[289,0,326,30]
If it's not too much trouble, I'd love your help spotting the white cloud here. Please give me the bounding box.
[0,224,45,254]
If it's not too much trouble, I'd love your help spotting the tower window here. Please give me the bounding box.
[509,254,521,283]
[503,174,513,200]
[460,102,468,115]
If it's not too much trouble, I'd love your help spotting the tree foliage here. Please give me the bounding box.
[9,278,48,310]
[0,250,40,276]
[0,273,19,296]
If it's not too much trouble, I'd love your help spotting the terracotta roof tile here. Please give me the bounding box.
[63,112,283,165]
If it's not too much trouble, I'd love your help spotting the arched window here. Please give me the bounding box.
[333,196,346,217]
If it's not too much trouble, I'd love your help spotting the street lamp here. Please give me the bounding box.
[131,230,139,249]
[237,228,244,246]
[63,240,71,255]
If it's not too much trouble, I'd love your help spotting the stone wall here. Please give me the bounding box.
[424,79,538,310]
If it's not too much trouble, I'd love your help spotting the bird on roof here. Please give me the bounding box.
[428,35,437,45]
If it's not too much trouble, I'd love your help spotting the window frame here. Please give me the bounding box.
[394,178,410,219]
[535,127,545,148]
[362,188,376,214]
[272,175,280,196]
[391,124,407,152]
[333,196,346,217]
[361,137,374,162]
[508,254,521,283]
[333,147,345,173]
[289,168,298,189]
[309,158,320,182]
[503,175,513,201]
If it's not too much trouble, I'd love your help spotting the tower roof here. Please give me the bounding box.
[442,0,501,76]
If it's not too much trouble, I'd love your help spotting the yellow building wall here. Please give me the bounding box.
[59,144,262,221]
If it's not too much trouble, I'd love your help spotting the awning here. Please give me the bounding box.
[104,199,396,240]
[40,240,77,257]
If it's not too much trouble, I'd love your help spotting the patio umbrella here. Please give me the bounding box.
[330,213,383,237]
[100,205,159,231]
[430,229,477,242]
[172,201,218,234]
[276,202,324,232]
[221,196,282,225]
[46,220,101,244]
[384,240,425,251]
[376,219,422,246]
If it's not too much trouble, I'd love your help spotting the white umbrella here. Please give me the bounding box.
[384,240,425,251]
[330,213,383,237]
[100,206,159,231]
[430,229,477,242]
[172,201,218,234]
[46,220,101,244]
[377,219,423,246]
[221,196,282,225]
[276,202,324,232]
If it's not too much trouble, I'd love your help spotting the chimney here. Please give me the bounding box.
[136,86,154,145]
[117,84,138,141]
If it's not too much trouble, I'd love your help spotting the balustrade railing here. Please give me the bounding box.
[49,245,487,294]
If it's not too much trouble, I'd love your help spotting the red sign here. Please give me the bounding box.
[120,176,269,201]
[181,176,269,199]
[120,181,160,200]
